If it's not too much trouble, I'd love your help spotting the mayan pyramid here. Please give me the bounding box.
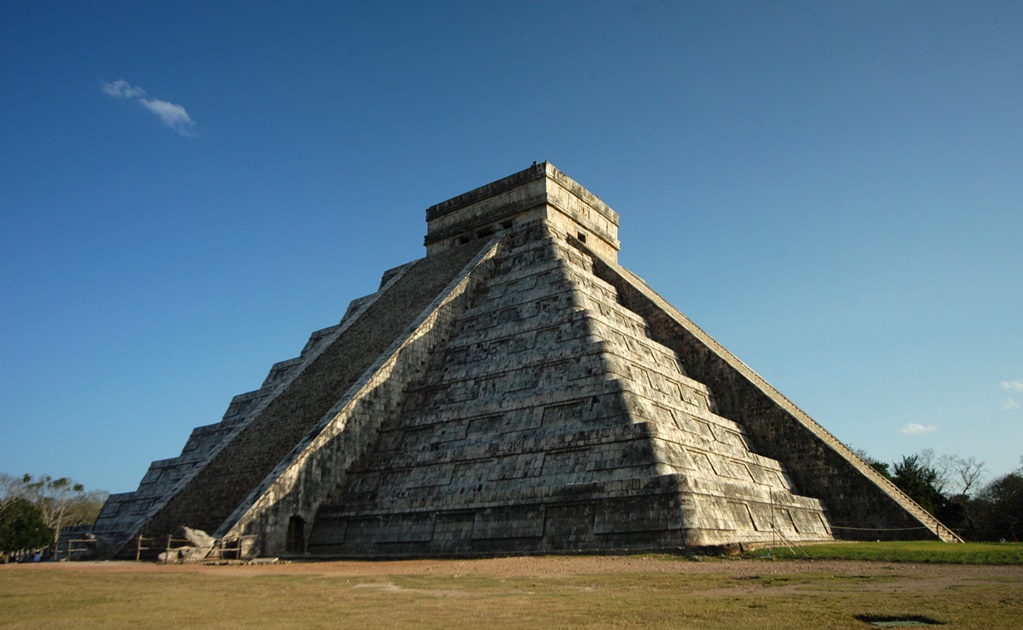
[93,162,960,558]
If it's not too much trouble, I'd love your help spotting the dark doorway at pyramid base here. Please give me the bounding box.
[286,516,305,554]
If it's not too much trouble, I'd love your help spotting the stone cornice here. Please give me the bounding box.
[424,162,620,251]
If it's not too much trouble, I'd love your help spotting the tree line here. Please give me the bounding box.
[858,449,1023,541]
[0,473,108,557]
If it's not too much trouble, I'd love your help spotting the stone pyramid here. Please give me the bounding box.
[93,163,960,558]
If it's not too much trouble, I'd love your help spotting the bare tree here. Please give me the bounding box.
[917,452,987,498]
[918,449,952,496]
[19,475,86,547]
[949,456,987,497]
[0,473,21,522]
[63,489,109,527]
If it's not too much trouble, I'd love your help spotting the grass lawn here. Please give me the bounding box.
[745,540,1023,564]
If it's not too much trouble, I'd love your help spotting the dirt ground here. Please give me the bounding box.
[18,555,1022,592]
[6,556,1023,628]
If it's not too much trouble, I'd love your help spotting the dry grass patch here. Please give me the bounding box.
[1,557,1021,629]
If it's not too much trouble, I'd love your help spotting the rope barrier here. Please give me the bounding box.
[829,525,932,532]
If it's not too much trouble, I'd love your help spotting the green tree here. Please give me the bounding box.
[974,470,1023,541]
[4,474,107,547]
[892,454,946,516]
[853,448,891,478]
[0,498,53,552]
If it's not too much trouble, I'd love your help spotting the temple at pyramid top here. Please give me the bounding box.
[91,161,960,561]
[425,162,620,261]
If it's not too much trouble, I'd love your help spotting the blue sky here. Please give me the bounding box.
[1,1,1020,494]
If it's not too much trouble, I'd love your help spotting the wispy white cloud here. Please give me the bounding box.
[102,79,146,99]
[139,98,196,136]
[1002,398,1020,411]
[899,423,937,435]
[102,79,196,136]
[1000,380,1023,392]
